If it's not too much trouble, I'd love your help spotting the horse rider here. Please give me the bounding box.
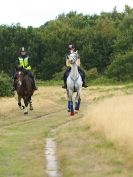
[12,47,37,91]
[62,44,88,89]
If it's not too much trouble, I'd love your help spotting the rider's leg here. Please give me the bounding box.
[27,71,38,90]
[62,68,71,89]
[62,70,68,88]
[78,67,88,88]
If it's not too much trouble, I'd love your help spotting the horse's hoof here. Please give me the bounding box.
[75,110,78,114]
[75,108,79,111]
[24,112,28,115]
[70,112,74,116]
[22,106,25,110]
[30,107,33,110]
[68,109,70,112]
[19,106,25,110]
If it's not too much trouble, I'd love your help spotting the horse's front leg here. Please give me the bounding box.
[23,97,29,114]
[67,90,71,112]
[75,90,81,111]
[18,96,25,110]
[67,90,74,116]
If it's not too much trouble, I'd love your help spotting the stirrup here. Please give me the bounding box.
[82,84,88,88]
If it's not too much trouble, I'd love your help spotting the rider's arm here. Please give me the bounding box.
[25,57,31,70]
[15,59,19,67]
[65,55,70,67]
[76,58,80,66]
[66,59,69,67]
[76,51,80,66]
[26,66,31,70]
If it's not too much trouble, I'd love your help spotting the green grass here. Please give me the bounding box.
[36,79,62,86]
[36,77,133,89]
[0,123,45,177]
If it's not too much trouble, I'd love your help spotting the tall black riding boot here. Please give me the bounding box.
[33,79,38,90]
[62,73,67,89]
[62,80,67,89]
[82,78,88,88]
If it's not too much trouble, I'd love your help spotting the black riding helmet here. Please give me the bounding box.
[68,44,75,54]
[68,44,75,50]
[19,47,27,56]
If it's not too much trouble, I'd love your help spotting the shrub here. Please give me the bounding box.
[86,68,99,81]
[0,72,12,97]
[106,51,133,81]
[52,70,64,81]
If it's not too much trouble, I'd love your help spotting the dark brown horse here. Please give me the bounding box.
[15,68,34,114]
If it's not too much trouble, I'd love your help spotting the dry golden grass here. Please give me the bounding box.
[0,86,66,123]
[84,94,133,154]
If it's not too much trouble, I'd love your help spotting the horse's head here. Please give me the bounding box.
[68,51,78,64]
[15,69,25,88]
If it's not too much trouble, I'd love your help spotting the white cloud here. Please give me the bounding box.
[0,0,133,27]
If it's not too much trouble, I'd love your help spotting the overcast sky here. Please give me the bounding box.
[0,0,133,27]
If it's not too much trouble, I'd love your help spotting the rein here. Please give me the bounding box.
[70,75,79,83]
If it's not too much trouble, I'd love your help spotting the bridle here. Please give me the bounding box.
[68,52,77,64]
[16,71,24,87]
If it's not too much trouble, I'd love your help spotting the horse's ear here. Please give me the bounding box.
[15,66,23,71]
[15,66,19,71]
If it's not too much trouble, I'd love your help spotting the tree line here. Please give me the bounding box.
[0,5,133,83]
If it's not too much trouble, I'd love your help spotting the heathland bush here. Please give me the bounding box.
[106,51,133,81]
[0,72,12,97]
